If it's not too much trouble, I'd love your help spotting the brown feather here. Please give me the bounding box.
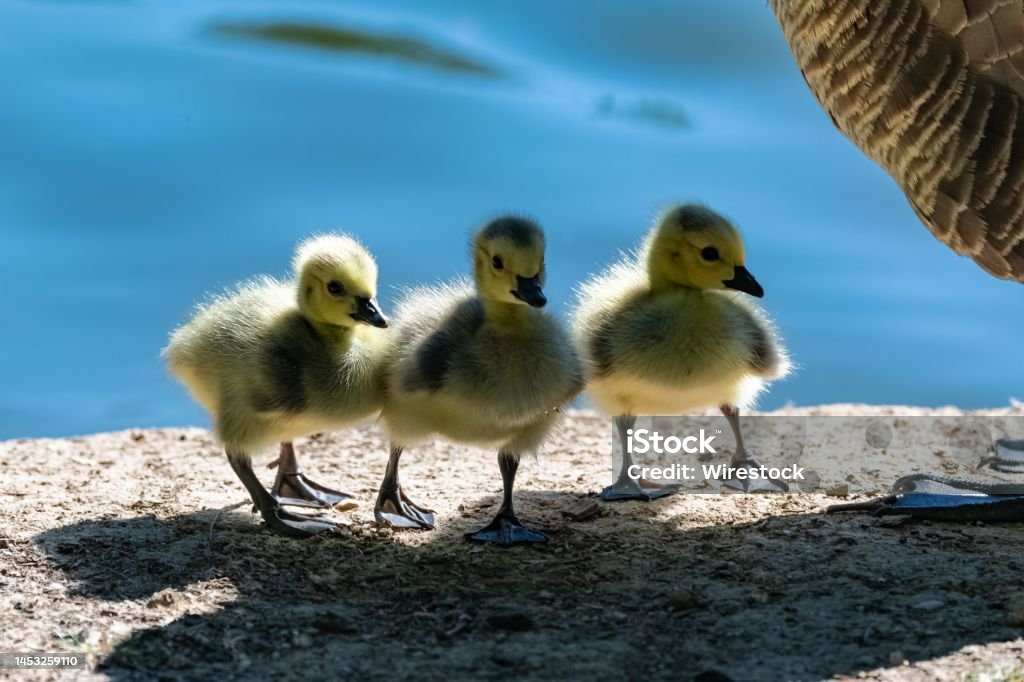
[771,0,1024,282]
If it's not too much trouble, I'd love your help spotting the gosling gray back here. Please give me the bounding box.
[771,0,1024,282]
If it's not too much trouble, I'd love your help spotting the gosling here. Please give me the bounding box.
[572,204,790,500]
[376,216,583,545]
[163,234,389,536]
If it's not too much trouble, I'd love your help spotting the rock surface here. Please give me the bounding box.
[2,406,1024,681]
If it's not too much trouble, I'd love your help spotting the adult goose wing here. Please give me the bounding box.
[770,0,1024,282]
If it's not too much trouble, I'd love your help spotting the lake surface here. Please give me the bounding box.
[2,0,1022,440]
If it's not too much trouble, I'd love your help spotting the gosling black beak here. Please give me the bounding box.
[723,265,764,298]
[511,274,547,308]
[350,297,389,328]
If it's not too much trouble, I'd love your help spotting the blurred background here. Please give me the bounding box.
[1,0,1021,440]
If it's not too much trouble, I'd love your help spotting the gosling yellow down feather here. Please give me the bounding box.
[373,216,583,545]
[163,234,389,536]
[572,204,790,499]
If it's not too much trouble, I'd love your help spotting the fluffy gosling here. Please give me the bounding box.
[376,216,583,545]
[572,204,790,499]
[163,234,389,536]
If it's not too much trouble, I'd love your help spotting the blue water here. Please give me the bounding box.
[1,0,1021,440]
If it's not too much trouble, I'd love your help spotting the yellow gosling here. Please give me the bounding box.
[163,234,389,536]
[572,204,790,500]
[376,216,583,545]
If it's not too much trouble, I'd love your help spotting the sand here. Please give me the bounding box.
[3,405,1024,681]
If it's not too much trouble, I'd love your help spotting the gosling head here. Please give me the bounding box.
[293,234,389,329]
[646,204,764,298]
[472,216,548,308]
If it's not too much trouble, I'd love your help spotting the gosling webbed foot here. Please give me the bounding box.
[374,485,435,530]
[828,472,1024,522]
[601,478,680,502]
[466,511,548,546]
[272,471,356,510]
[719,458,790,493]
[978,439,1024,474]
[259,504,341,537]
[229,448,341,537]
[827,492,1024,522]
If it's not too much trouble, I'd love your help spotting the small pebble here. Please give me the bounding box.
[1005,594,1024,627]
[487,612,535,631]
[825,484,849,497]
[670,590,699,611]
[110,622,133,637]
[491,654,517,667]
[888,650,906,666]
[312,612,357,634]
[796,469,821,492]
[145,591,175,609]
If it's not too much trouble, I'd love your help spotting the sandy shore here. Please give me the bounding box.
[2,405,1024,681]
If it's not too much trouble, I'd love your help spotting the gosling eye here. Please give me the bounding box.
[701,247,720,262]
[326,280,346,297]
[492,255,504,271]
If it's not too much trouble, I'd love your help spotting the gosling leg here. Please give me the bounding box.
[601,415,680,501]
[718,405,789,493]
[374,445,436,530]
[227,449,339,537]
[466,450,547,546]
[269,441,356,509]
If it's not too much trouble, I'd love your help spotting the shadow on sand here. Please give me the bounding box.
[34,490,1024,681]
